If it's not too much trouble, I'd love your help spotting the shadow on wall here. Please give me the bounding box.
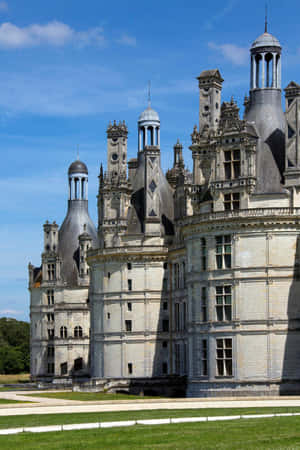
[265,128,285,181]
[280,234,300,395]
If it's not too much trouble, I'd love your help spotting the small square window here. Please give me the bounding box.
[162,341,168,348]
[127,263,132,270]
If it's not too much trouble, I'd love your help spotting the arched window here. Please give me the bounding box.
[74,326,83,338]
[60,326,67,339]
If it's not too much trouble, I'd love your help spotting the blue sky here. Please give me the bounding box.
[1,0,299,321]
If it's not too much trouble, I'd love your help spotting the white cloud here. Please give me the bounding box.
[0,21,105,49]
[0,1,8,12]
[116,33,136,47]
[208,42,248,66]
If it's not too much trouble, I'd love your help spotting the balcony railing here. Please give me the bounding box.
[182,208,300,225]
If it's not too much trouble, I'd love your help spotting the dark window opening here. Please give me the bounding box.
[128,363,133,374]
[125,320,132,332]
[74,357,83,371]
[162,319,169,332]
[162,362,168,374]
[128,279,132,291]
[60,362,68,376]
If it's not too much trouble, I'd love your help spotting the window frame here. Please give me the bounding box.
[216,235,232,269]
[216,285,232,322]
[216,338,233,377]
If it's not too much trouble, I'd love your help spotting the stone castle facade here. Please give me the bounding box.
[29,26,300,396]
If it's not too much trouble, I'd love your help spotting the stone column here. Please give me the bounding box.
[251,55,255,89]
[261,53,265,88]
[138,128,142,151]
[145,126,148,146]
[278,55,282,89]
[256,56,260,89]
[272,53,277,87]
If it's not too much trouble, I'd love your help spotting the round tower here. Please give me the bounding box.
[59,159,97,286]
[244,26,285,193]
[138,106,160,151]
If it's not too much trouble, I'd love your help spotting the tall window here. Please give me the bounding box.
[175,343,180,374]
[74,326,83,338]
[125,320,132,332]
[174,263,180,289]
[48,329,54,340]
[128,363,133,374]
[201,238,207,271]
[224,193,240,211]
[216,235,231,269]
[183,303,187,330]
[60,326,67,339]
[216,338,232,376]
[47,290,54,305]
[201,287,207,322]
[48,363,54,374]
[162,362,168,374]
[47,346,55,358]
[128,279,132,291]
[216,286,232,321]
[182,262,186,288]
[175,303,180,331]
[47,264,56,281]
[162,319,169,332]
[201,339,208,376]
[224,149,240,179]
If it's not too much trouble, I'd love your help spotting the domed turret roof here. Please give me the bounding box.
[138,106,160,122]
[251,32,281,50]
[68,159,88,175]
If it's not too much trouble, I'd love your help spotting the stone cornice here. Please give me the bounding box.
[87,245,168,264]
[180,208,300,236]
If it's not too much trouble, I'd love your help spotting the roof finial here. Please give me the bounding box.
[265,4,268,33]
[148,80,151,108]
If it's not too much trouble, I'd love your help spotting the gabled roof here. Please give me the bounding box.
[197,69,224,82]
[285,81,300,91]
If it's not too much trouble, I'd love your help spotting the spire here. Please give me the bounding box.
[77,144,79,161]
[265,4,268,33]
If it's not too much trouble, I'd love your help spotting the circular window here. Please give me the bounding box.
[112,153,118,161]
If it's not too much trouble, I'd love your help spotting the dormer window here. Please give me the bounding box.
[224,150,240,179]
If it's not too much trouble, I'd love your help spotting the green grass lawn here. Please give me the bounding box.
[0,399,31,404]
[1,406,300,429]
[1,416,300,449]
[25,392,161,401]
